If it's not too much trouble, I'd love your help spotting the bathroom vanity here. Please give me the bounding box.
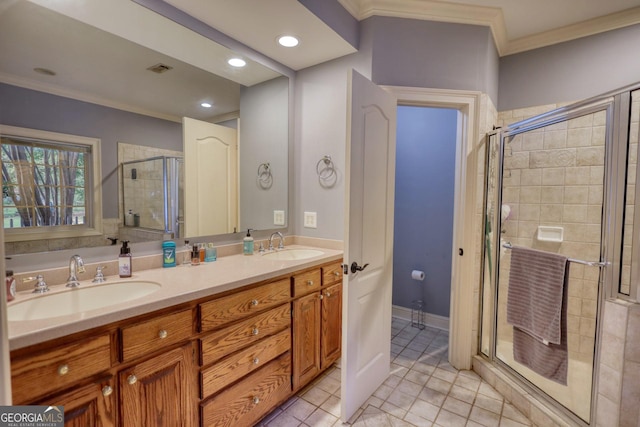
[7,247,343,427]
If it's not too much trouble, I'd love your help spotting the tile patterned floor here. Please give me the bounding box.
[259,318,533,427]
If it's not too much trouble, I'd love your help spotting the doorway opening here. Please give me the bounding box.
[392,106,457,330]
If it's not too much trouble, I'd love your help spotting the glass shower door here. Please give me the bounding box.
[494,106,610,423]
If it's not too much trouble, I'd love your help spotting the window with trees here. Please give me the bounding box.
[0,125,102,242]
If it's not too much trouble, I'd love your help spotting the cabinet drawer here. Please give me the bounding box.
[292,269,321,297]
[200,278,290,332]
[11,334,111,404]
[121,309,193,362]
[201,328,291,398]
[322,262,343,287]
[201,352,291,427]
[201,304,291,366]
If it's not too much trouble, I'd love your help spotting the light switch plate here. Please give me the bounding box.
[303,211,317,228]
[273,210,285,226]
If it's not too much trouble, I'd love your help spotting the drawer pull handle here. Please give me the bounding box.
[252,328,259,336]
[158,329,168,339]
[250,299,259,307]
[57,364,69,376]
[102,385,113,397]
[127,375,137,385]
[307,280,314,286]
[253,357,260,365]
[252,396,260,405]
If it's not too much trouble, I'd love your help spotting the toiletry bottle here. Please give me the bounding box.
[191,244,200,265]
[243,229,254,255]
[119,241,132,278]
[162,240,176,268]
[182,240,191,265]
[199,243,205,263]
[5,270,15,302]
[125,209,134,226]
[205,243,217,262]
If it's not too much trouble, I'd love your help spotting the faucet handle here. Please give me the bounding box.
[24,274,49,294]
[92,266,108,283]
[258,242,265,253]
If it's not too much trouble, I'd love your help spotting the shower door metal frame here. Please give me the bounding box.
[478,91,635,425]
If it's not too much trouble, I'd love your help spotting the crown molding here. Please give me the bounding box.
[504,7,640,56]
[337,0,640,57]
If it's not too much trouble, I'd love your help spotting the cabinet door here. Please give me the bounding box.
[321,283,342,368]
[292,292,321,390]
[119,342,197,427]
[37,376,115,427]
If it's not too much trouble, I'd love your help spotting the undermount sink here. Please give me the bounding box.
[260,248,325,261]
[7,280,162,322]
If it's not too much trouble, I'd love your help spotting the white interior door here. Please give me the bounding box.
[341,70,397,422]
[183,117,238,237]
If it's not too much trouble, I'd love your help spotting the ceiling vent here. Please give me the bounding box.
[146,63,173,74]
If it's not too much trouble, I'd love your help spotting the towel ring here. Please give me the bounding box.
[316,155,336,180]
[257,162,272,188]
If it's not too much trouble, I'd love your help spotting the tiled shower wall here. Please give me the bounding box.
[495,107,606,363]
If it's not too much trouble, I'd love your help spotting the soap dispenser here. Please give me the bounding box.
[119,240,132,278]
[243,229,254,255]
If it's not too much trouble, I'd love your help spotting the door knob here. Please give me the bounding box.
[350,262,369,274]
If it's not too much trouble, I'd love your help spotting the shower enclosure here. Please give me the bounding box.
[480,86,640,424]
[121,156,183,241]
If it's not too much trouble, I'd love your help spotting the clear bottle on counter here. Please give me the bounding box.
[5,270,15,302]
[191,244,201,266]
[182,239,191,265]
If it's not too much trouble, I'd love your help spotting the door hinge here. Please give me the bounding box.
[341,263,348,275]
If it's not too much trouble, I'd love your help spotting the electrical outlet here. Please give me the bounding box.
[274,210,285,226]
[304,211,317,228]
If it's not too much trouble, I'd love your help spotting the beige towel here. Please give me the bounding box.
[507,245,569,385]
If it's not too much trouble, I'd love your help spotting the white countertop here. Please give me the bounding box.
[8,245,343,351]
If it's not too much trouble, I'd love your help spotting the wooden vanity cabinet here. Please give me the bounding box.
[119,342,198,427]
[36,376,116,427]
[10,258,342,427]
[292,262,343,391]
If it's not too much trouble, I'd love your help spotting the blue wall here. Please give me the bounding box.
[0,83,181,218]
[393,106,457,317]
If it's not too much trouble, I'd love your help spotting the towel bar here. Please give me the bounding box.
[502,242,607,267]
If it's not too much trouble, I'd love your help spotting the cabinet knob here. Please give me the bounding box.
[250,299,259,307]
[333,271,340,276]
[158,329,168,339]
[319,294,324,300]
[252,396,260,405]
[127,375,137,385]
[252,328,259,336]
[307,280,314,286]
[57,364,69,376]
[102,385,113,397]
[326,291,331,297]
[253,357,260,365]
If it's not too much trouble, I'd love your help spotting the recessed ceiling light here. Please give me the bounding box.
[278,35,299,47]
[201,102,212,108]
[228,58,246,68]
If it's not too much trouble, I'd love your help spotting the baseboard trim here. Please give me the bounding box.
[392,305,450,331]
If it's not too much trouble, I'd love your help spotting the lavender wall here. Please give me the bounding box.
[298,0,359,49]
[393,106,457,316]
[0,83,181,218]
[368,16,499,104]
[499,23,640,110]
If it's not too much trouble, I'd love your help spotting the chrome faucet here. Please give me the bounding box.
[66,254,85,287]
[268,232,285,251]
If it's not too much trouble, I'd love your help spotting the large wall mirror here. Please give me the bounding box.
[0,0,290,256]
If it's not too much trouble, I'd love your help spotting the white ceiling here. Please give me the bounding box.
[3,0,640,121]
